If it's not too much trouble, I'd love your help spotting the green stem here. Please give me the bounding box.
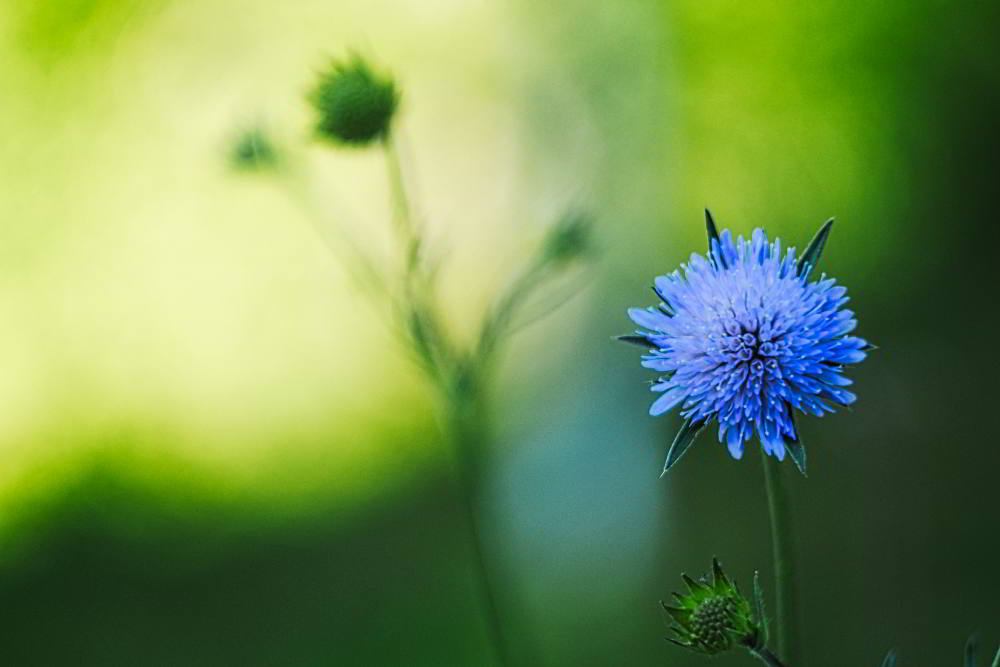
[447,379,510,666]
[749,646,790,667]
[382,135,420,272]
[762,454,802,665]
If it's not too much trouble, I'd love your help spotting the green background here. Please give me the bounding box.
[1,0,998,664]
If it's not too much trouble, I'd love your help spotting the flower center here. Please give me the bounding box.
[690,595,735,651]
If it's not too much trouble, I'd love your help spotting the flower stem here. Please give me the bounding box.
[447,379,510,666]
[382,135,420,272]
[749,646,790,667]
[761,453,802,665]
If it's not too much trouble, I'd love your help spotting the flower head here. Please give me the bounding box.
[624,211,869,473]
[309,56,398,146]
[663,558,760,655]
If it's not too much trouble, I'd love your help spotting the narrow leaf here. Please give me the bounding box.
[966,635,978,667]
[616,334,654,349]
[881,649,898,667]
[752,570,768,648]
[797,218,835,279]
[661,419,707,476]
[990,645,999,667]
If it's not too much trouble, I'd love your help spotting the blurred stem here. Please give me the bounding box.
[446,370,510,667]
[477,260,548,365]
[749,646,789,667]
[762,454,802,666]
[275,160,388,298]
[382,135,420,273]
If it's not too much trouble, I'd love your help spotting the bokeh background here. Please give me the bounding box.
[1,0,999,664]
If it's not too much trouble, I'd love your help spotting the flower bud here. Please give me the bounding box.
[229,127,279,172]
[662,558,759,655]
[541,210,593,266]
[309,56,398,146]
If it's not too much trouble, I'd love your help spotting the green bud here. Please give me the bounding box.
[229,127,279,172]
[662,558,760,656]
[309,56,398,146]
[541,210,593,266]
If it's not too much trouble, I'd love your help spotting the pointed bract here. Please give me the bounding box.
[966,636,979,667]
[705,209,727,269]
[785,438,808,476]
[797,218,835,279]
[682,573,711,595]
[617,334,654,349]
[662,604,693,629]
[712,557,730,588]
[662,419,707,476]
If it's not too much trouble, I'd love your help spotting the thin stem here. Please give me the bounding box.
[277,162,388,298]
[762,454,802,665]
[382,134,420,272]
[749,646,790,667]
[447,379,510,666]
[381,130,513,664]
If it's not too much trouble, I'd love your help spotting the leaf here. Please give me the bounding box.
[966,635,979,667]
[990,645,999,667]
[661,419,707,476]
[616,334,654,349]
[881,649,898,667]
[796,218,835,279]
[752,570,768,648]
[705,209,727,269]
[785,438,808,477]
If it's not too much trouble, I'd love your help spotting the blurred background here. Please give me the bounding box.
[1,0,999,664]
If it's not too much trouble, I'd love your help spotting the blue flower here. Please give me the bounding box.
[624,212,870,474]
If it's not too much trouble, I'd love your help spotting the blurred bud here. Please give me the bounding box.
[229,127,280,172]
[309,56,398,146]
[541,210,593,266]
[662,559,759,655]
